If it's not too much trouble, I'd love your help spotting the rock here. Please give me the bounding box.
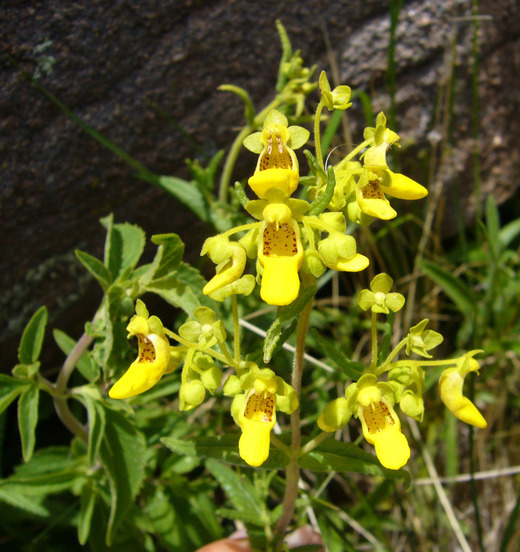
[1,0,519,367]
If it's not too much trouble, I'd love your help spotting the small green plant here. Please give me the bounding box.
[2,21,498,552]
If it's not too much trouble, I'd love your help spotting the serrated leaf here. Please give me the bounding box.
[157,175,210,222]
[0,374,30,416]
[311,329,363,380]
[17,384,39,462]
[161,434,289,470]
[139,233,185,285]
[99,406,146,545]
[145,264,216,315]
[101,215,146,279]
[53,329,99,381]
[76,249,113,291]
[420,260,476,318]
[299,439,409,481]
[18,306,48,365]
[206,459,262,516]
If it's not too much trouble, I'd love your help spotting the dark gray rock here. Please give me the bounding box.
[1,0,519,369]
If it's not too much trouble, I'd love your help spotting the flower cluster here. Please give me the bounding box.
[317,274,487,470]
[108,73,486,473]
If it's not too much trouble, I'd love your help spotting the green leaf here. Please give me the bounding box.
[76,249,113,291]
[99,406,146,545]
[485,194,500,259]
[78,483,97,545]
[206,458,262,517]
[161,434,289,470]
[299,439,410,482]
[419,260,476,318]
[82,393,107,466]
[0,487,49,517]
[216,507,266,527]
[145,264,216,316]
[17,306,48,365]
[17,385,39,462]
[101,215,146,279]
[53,329,99,381]
[146,233,185,282]
[0,374,30,416]
[499,218,520,249]
[157,175,209,222]
[219,85,256,125]
[311,329,363,380]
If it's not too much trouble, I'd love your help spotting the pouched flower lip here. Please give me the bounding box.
[227,368,298,467]
[439,352,487,429]
[203,244,247,296]
[238,385,277,467]
[257,217,304,306]
[357,388,411,470]
[109,311,171,400]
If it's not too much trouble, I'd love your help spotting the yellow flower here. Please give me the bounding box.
[356,168,427,221]
[357,385,411,470]
[355,112,427,220]
[257,217,304,305]
[238,379,278,467]
[109,301,171,399]
[439,352,487,429]
[226,367,298,467]
[244,109,309,199]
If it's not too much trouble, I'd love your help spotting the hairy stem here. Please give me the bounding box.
[275,297,313,547]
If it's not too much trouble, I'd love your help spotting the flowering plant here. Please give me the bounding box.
[4,21,497,552]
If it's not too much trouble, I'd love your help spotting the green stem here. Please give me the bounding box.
[314,99,326,169]
[334,138,374,171]
[231,295,241,363]
[369,311,378,370]
[54,332,94,442]
[299,431,331,456]
[373,337,407,375]
[162,328,232,367]
[275,297,313,547]
[270,434,292,457]
[219,126,252,203]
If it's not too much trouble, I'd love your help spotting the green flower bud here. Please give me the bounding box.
[318,233,357,267]
[400,390,424,421]
[223,374,243,397]
[201,235,234,264]
[318,212,346,234]
[318,398,351,432]
[301,249,326,278]
[201,366,223,393]
[238,228,259,259]
[179,380,206,411]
